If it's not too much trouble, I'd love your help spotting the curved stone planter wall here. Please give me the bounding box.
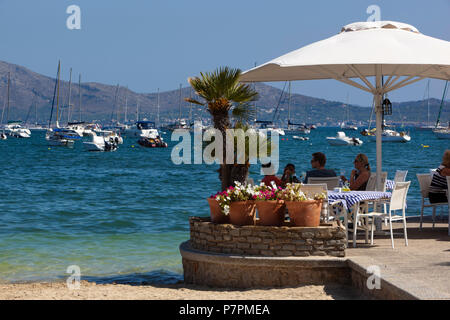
[189,217,346,257]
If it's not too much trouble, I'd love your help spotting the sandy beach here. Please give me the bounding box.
[0,281,367,300]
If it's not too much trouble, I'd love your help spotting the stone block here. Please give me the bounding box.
[276,250,293,256]
[247,236,262,243]
[260,250,275,256]
[222,235,232,241]
[312,251,327,256]
[282,244,296,251]
[230,229,240,237]
[294,251,311,257]
[251,243,269,250]
[301,232,315,239]
[237,243,250,249]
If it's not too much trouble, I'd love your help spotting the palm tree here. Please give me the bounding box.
[186,67,258,190]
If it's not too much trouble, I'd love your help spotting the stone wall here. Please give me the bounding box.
[189,216,346,257]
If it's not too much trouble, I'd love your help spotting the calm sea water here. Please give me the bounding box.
[0,128,448,284]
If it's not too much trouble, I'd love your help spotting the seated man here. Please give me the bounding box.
[304,152,336,183]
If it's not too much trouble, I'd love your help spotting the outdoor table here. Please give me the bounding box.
[328,190,392,247]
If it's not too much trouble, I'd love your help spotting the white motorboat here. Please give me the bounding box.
[367,129,411,143]
[340,122,358,131]
[5,122,31,138]
[327,131,363,146]
[433,128,450,139]
[46,128,81,146]
[125,121,160,139]
[293,135,309,141]
[83,130,120,151]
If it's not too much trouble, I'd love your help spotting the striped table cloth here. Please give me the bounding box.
[328,190,392,210]
[386,179,395,191]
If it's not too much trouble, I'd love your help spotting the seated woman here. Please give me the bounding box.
[261,162,283,188]
[429,150,450,203]
[281,163,299,186]
[340,153,371,191]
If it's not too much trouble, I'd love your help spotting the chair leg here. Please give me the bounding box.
[389,219,395,249]
[432,207,436,229]
[344,213,349,248]
[371,217,374,245]
[364,217,369,244]
[353,214,358,248]
[403,218,408,247]
[419,202,424,230]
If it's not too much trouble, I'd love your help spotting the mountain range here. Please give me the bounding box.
[0,60,448,126]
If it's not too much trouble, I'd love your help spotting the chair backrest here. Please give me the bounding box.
[416,173,431,198]
[307,177,340,190]
[366,172,387,191]
[300,183,328,199]
[394,170,408,183]
[389,181,410,211]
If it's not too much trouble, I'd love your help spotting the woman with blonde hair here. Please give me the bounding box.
[429,150,450,203]
[340,153,371,191]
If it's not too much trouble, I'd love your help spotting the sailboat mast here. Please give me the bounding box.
[136,100,140,122]
[56,62,61,128]
[157,88,160,128]
[288,81,291,129]
[124,86,128,124]
[78,74,82,122]
[67,68,72,124]
[178,84,182,123]
[48,61,60,129]
[6,72,10,124]
[426,80,430,126]
[435,80,448,129]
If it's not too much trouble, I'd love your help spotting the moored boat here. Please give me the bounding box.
[326,131,363,146]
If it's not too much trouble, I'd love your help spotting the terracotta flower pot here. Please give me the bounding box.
[207,198,229,224]
[285,200,323,227]
[256,200,286,226]
[229,200,256,226]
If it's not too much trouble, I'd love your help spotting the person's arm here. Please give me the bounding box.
[350,171,370,190]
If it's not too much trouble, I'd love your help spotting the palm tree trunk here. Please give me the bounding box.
[211,108,235,191]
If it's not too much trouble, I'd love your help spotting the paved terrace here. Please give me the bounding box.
[347,216,450,299]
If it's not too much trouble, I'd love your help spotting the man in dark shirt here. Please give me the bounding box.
[304,152,336,183]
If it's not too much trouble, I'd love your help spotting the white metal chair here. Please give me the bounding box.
[366,172,388,191]
[301,183,349,246]
[307,176,340,190]
[362,181,411,249]
[394,170,408,183]
[416,173,448,230]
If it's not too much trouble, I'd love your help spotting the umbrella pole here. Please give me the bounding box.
[374,72,384,232]
[375,71,383,192]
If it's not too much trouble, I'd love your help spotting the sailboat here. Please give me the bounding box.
[45,61,81,146]
[340,93,358,131]
[433,80,450,139]
[4,72,31,138]
[284,81,309,134]
[165,84,189,131]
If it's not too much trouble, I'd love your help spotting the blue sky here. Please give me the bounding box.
[0,0,449,106]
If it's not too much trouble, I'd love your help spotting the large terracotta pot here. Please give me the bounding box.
[229,200,256,226]
[207,198,229,224]
[256,200,286,226]
[285,200,323,227]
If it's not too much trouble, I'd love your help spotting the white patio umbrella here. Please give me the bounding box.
[240,21,450,189]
